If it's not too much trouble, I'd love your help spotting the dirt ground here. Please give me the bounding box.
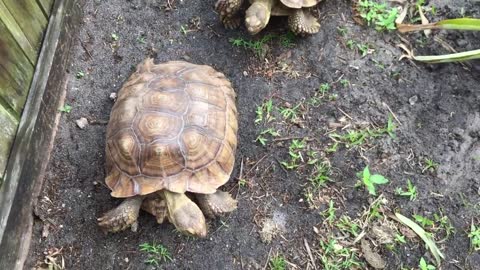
[27,0,480,269]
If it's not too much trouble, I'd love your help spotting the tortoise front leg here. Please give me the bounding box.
[141,196,167,224]
[98,196,144,233]
[215,0,245,29]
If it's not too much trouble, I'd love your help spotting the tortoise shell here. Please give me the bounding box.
[105,59,238,198]
[280,0,320,9]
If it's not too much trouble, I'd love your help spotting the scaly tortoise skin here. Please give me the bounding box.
[98,59,238,237]
[215,0,321,35]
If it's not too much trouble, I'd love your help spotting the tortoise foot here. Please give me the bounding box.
[215,0,244,29]
[288,9,320,35]
[196,190,238,218]
[98,196,143,233]
[245,1,273,35]
[162,191,207,238]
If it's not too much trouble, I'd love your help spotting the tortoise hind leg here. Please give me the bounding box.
[215,0,245,29]
[196,190,238,219]
[98,196,144,233]
[288,9,320,36]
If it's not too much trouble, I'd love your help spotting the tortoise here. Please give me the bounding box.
[97,59,238,237]
[215,0,321,35]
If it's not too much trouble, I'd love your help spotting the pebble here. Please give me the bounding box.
[75,117,88,129]
[109,92,117,101]
[243,71,248,76]
[409,95,418,105]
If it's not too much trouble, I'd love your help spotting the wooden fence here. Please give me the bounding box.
[0,0,54,179]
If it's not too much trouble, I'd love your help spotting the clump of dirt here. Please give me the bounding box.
[28,0,479,269]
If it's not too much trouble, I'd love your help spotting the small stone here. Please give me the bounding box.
[182,55,191,61]
[75,117,88,129]
[409,95,418,105]
[243,71,248,76]
[109,92,117,101]
[124,257,129,263]
[93,181,98,185]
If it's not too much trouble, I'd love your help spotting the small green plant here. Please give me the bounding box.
[137,35,146,44]
[320,200,337,225]
[139,242,172,266]
[433,212,455,240]
[269,255,286,270]
[336,216,360,237]
[468,222,480,251]
[238,178,247,188]
[318,238,363,269]
[58,104,72,113]
[310,161,331,189]
[340,79,350,87]
[358,166,389,196]
[279,102,301,121]
[395,233,406,244]
[395,179,417,201]
[111,33,119,41]
[281,139,306,169]
[423,158,439,173]
[419,257,436,270]
[357,0,399,31]
[75,71,85,79]
[356,43,371,57]
[255,99,275,124]
[337,27,348,36]
[229,34,276,57]
[255,128,280,146]
[413,214,434,228]
[319,83,331,94]
[279,32,296,48]
[180,25,188,35]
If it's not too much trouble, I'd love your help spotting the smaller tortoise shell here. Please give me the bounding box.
[105,59,238,198]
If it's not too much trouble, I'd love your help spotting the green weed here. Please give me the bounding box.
[310,161,332,189]
[358,166,389,196]
[319,239,363,269]
[357,0,399,31]
[111,33,119,41]
[58,104,72,113]
[279,103,301,122]
[75,71,85,79]
[321,200,337,225]
[269,255,287,270]
[280,139,306,169]
[423,158,439,173]
[139,242,172,266]
[419,257,436,270]
[336,216,360,237]
[413,214,434,228]
[256,128,280,146]
[468,222,480,251]
[395,179,417,201]
[255,99,275,124]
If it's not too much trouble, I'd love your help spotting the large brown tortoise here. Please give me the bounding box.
[97,59,238,237]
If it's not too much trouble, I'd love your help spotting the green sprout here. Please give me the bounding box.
[358,166,389,196]
[139,242,173,266]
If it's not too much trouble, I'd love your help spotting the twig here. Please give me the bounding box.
[337,107,353,120]
[304,238,317,270]
[262,247,273,270]
[382,102,402,126]
[245,154,268,176]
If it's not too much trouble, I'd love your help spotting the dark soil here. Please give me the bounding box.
[28,0,480,269]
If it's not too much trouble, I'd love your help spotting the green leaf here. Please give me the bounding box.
[398,18,480,32]
[413,49,480,63]
[366,182,376,195]
[370,174,389,184]
[395,213,444,265]
[363,166,371,182]
[58,104,72,113]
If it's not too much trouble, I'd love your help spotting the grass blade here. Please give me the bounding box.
[397,18,480,33]
[395,213,444,266]
[413,49,480,63]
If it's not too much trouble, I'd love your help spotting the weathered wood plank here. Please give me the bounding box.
[36,0,54,17]
[0,0,82,268]
[0,65,23,117]
[0,1,37,64]
[0,18,34,115]
[0,105,18,179]
[2,0,48,52]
